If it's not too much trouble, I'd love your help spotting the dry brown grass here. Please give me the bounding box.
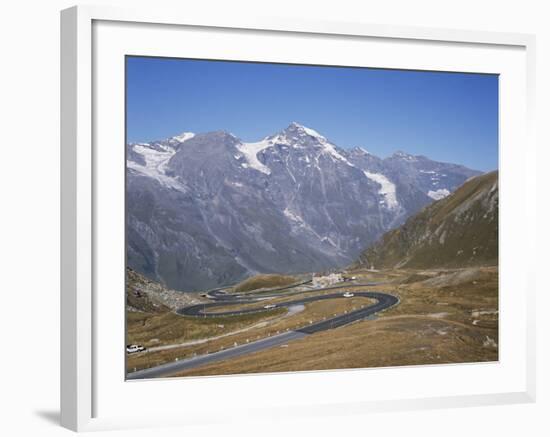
[233,274,299,293]
[127,295,376,373]
[169,267,498,377]
[126,309,285,370]
[127,267,498,377]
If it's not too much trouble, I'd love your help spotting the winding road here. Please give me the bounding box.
[127,283,398,380]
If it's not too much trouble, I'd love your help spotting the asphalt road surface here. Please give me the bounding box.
[127,331,308,380]
[127,284,398,380]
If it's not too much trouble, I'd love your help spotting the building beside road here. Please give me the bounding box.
[312,273,343,288]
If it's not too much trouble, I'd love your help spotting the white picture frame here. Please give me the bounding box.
[60,4,536,432]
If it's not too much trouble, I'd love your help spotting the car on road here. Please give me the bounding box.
[343,292,354,298]
[126,344,146,354]
[263,304,276,309]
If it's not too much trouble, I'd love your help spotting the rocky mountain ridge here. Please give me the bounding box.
[127,122,481,290]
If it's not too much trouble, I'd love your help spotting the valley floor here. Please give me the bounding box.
[126,266,498,378]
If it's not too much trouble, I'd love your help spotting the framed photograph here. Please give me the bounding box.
[61,5,536,432]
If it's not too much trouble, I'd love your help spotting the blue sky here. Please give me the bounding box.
[126,56,498,171]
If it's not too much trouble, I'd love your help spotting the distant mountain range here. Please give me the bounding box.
[355,171,498,270]
[126,122,481,291]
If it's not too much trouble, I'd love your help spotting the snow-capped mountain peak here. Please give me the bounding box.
[391,150,420,162]
[170,132,195,144]
[350,146,370,155]
[275,122,329,143]
[237,122,340,175]
[288,121,326,139]
[126,124,482,291]
[272,123,350,162]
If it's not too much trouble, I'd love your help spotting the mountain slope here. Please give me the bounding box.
[126,268,203,312]
[126,122,481,290]
[355,171,498,270]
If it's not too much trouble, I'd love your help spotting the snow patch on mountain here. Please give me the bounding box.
[428,188,451,200]
[283,208,306,226]
[363,171,398,209]
[299,124,324,139]
[353,147,370,155]
[128,144,186,190]
[237,138,273,175]
[171,132,195,143]
[320,140,354,165]
[133,144,174,170]
[321,236,338,247]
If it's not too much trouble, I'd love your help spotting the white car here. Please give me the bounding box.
[263,304,276,309]
[126,344,146,354]
[343,292,354,298]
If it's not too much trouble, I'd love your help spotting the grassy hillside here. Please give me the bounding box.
[355,171,498,270]
[233,274,298,293]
